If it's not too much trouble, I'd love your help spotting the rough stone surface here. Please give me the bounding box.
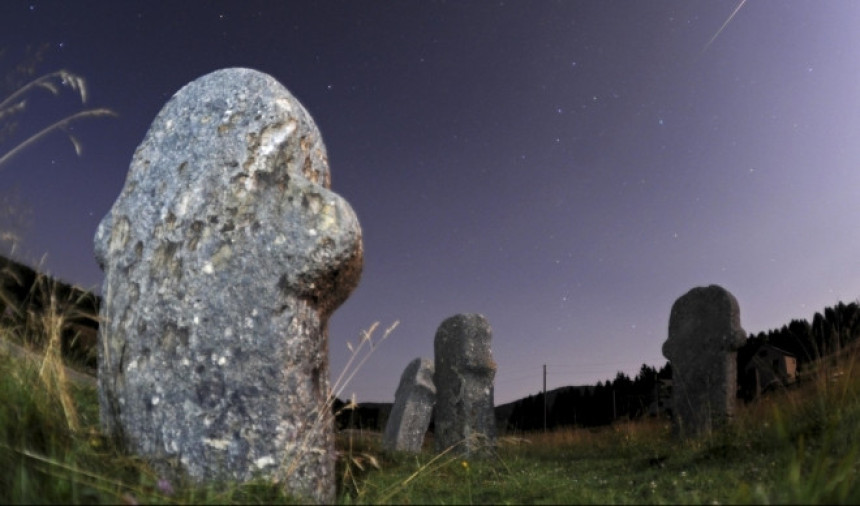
[93,68,362,503]
[433,313,497,455]
[662,284,746,438]
[382,357,435,453]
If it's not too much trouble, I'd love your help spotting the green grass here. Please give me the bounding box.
[338,347,860,504]
[2,299,860,504]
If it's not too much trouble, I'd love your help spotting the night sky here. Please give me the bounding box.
[2,1,860,404]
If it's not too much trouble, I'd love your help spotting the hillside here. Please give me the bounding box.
[4,253,860,435]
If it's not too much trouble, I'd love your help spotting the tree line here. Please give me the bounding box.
[3,254,857,434]
[504,363,672,432]
[738,300,860,372]
[504,300,860,433]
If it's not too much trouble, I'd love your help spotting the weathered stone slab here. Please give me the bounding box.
[382,357,435,453]
[433,313,497,455]
[94,68,362,503]
[662,284,746,438]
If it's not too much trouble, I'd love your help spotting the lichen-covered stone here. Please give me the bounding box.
[662,284,746,438]
[94,68,362,503]
[382,357,435,453]
[433,314,497,455]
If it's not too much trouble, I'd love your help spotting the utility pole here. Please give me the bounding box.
[543,364,547,433]
[612,389,617,423]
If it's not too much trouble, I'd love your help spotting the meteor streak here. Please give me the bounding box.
[700,0,749,56]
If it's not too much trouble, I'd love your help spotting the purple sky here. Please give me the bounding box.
[2,1,860,404]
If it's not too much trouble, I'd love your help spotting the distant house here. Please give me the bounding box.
[742,343,797,399]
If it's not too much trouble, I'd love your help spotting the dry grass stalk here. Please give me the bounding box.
[277,321,398,488]
[1,256,24,318]
[376,439,468,503]
[28,272,82,433]
[2,263,98,433]
[0,69,117,170]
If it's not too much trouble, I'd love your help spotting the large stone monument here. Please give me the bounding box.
[94,68,362,503]
[382,357,436,453]
[662,284,746,438]
[433,313,497,455]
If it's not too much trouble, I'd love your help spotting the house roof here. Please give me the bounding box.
[754,342,796,358]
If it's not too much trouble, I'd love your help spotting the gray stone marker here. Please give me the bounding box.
[94,68,362,503]
[662,284,746,438]
[433,313,497,455]
[382,357,436,453]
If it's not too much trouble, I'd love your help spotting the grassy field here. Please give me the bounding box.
[1,301,859,504]
[346,354,860,505]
